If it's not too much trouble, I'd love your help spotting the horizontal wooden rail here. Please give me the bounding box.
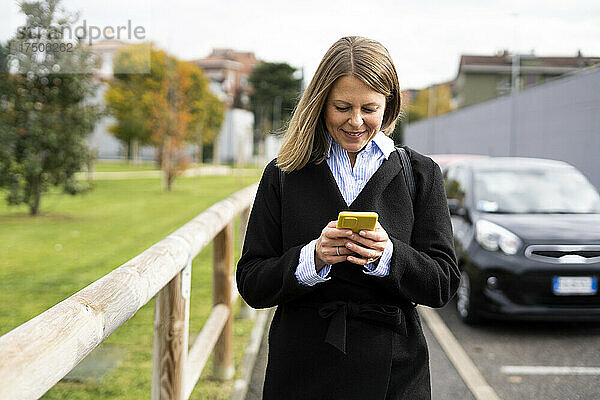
[0,184,258,400]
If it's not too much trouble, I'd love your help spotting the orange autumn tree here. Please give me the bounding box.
[107,46,223,191]
[150,53,187,191]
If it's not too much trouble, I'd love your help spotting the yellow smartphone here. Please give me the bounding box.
[336,211,378,233]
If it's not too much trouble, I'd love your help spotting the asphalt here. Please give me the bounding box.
[244,310,475,400]
[436,300,600,400]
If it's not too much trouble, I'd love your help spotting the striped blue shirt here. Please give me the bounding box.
[295,131,395,286]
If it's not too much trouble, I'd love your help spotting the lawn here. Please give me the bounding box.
[0,170,262,399]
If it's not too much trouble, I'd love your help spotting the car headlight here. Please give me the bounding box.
[475,220,522,255]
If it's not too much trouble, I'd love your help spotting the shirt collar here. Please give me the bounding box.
[326,131,396,160]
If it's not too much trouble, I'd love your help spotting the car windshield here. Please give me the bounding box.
[473,168,600,214]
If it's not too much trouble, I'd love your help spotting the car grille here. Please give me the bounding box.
[524,245,600,264]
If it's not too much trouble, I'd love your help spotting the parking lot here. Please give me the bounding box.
[431,300,600,400]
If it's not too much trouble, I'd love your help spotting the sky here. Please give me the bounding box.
[2,0,600,89]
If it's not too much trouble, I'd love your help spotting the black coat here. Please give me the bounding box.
[236,147,460,399]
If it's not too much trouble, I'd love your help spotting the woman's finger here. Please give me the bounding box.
[346,254,380,266]
[346,255,367,266]
[320,245,356,264]
[324,226,353,239]
[346,229,387,251]
[357,228,388,242]
[321,237,353,248]
[324,220,355,239]
[328,245,355,257]
[346,236,385,252]
[344,241,382,259]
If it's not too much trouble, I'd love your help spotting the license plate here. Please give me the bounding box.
[552,277,597,295]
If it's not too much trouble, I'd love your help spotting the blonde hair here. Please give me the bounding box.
[277,36,401,172]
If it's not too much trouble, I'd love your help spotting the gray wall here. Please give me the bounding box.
[405,67,600,190]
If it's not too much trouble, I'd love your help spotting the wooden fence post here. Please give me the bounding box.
[237,207,255,320]
[152,270,190,400]
[213,222,235,380]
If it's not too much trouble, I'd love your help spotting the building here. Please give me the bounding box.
[193,49,259,109]
[89,39,123,80]
[193,49,260,164]
[214,109,254,166]
[456,50,600,108]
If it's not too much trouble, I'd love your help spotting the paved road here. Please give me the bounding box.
[436,300,600,400]
[245,313,269,400]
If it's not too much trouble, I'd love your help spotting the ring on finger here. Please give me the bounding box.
[336,246,340,256]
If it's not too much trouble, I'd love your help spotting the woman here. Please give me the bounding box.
[236,36,460,400]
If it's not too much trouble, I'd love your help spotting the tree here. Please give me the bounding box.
[249,62,301,136]
[391,113,406,146]
[151,54,196,190]
[0,0,101,216]
[104,44,154,161]
[106,47,224,190]
[409,84,454,123]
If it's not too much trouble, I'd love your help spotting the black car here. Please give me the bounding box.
[443,157,600,323]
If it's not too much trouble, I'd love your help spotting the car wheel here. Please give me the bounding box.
[457,271,481,324]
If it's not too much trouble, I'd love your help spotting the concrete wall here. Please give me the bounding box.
[405,67,600,190]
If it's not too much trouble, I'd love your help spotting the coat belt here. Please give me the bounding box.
[312,301,408,354]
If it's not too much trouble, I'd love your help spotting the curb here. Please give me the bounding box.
[229,308,274,400]
[418,306,502,400]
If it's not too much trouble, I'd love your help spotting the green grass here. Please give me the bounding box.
[0,170,262,399]
[91,160,159,172]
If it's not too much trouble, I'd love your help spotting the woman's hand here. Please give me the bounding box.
[314,221,390,271]
[314,221,356,271]
[344,221,389,266]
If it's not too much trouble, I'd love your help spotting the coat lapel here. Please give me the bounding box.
[313,160,349,210]
[349,150,403,210]
[315,150,404,210]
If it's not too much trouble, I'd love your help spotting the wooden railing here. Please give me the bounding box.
[0,184,258,400]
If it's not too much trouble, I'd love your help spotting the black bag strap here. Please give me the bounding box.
[396,146,415,204]
[278,166,285,202]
